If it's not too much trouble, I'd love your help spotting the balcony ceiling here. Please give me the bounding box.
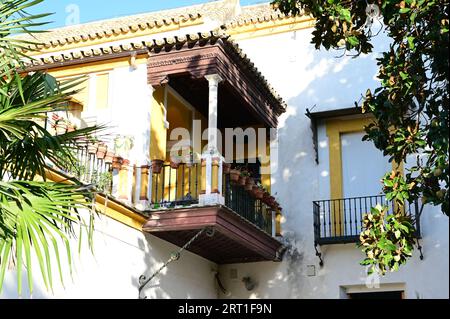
[169,75,261,128]
[24,30,286,128]
[147,31,286,128]
[143,205,284,264]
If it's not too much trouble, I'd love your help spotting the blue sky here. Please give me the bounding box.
[28,0,268,29]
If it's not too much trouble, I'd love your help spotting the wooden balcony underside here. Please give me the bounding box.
[142,205,284,264]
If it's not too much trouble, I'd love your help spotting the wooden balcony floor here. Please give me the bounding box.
[142,205,284,264]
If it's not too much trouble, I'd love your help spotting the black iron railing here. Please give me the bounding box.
[151,163,200,208]
[313,195,421,245]
[224,175,273,235]
[150,166,274,235]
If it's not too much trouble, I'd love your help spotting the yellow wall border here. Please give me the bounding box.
[48,55,147,78]
[228,16,315,41]
[326,117,374,236]
[95,195,146,231]
[326,117,375,201]
[44,168,146,231]
[326,116,405,235]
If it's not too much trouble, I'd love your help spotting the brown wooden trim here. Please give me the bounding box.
[142,205,283,263]
[147,42,279,127]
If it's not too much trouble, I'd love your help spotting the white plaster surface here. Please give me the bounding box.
[217,23,449,299]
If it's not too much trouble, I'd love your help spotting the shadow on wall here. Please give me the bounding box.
[216,26,392,298]
[133,232,218,299]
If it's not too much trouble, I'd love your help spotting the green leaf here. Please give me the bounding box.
[339,8,351,22]
[347,36,359,47]
[407,36,415,50]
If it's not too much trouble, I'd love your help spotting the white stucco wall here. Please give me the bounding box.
[217,24,449,299]
[3,5,448,299]
[1,211,218,299]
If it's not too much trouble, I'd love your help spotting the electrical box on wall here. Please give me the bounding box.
[306,265,316,277]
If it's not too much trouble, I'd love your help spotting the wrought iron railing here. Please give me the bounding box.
[151,163,200,208]
[224,175,273,235]
[313,195,421,245]
[150,166,273,235]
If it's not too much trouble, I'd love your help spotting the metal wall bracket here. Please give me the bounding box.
[416,239,424,260]
[138,227,213,299]
[314,243,324,267]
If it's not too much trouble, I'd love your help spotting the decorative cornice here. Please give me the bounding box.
[18,12,203,53]
[147,52,216,68]
[16,2,308,53]
[23,30,286,117]
[224,3,294,28]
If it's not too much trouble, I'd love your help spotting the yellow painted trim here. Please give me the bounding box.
[326,116,406,234]
[28,19,203,55]
[261,139,271,194]
[48,55,147,78]
[44,168,146,230]
[326,117,374,236]
[275,210,282,236]
[140,167,149,200]
[95,195,146,231]
[118,162,130,200]
[228,16,315,41]
[327,117,375,200]
[150,86,168,161]
[95,72,109,110]
[212,158,219,193]
[200,159,207,195]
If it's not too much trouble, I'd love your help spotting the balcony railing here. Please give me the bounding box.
[51,145,113,194]
[151,163,200,208]
[224,175,273,235]
[313,195,421,245]
[150,166,274,236]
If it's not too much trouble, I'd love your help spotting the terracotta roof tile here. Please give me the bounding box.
[17,4,207,48]
[23,30,286,115]
[17,2,298,49]
[225,3,292,28]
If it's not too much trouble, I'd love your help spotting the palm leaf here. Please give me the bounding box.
[1,0,105,297]
[0,181,97,295]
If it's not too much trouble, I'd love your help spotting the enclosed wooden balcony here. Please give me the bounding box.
[143,163,284,264]
[39,31,287,265]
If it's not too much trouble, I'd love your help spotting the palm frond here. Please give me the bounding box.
[0,180,96,295]
[0,0,107,297]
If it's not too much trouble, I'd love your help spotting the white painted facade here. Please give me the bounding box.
[2,1,448,299]
[1,211,218,299]
[219,19,449,299]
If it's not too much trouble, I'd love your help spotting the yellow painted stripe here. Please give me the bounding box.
[44,168,146,231]
[228,16,315,41]
[47,55,147,78]
[95,195,146,231]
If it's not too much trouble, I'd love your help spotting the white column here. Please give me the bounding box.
[133,83,154,210]
[199,74,225,206]
[272,211,276,237]
[205,74,223,153]
[111,166,120,198]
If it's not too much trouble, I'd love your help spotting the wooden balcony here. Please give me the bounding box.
[143,165,284,264]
